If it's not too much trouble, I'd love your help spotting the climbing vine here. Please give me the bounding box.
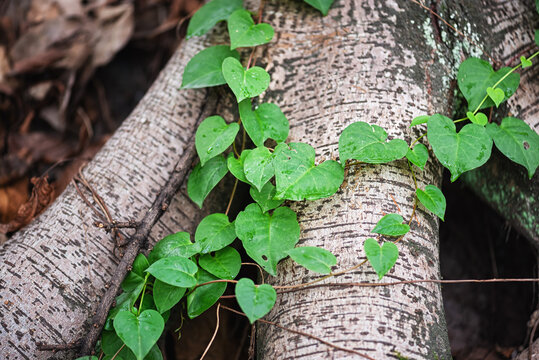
[79,0,539,359]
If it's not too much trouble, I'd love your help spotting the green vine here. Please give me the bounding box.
[80,1,539,359]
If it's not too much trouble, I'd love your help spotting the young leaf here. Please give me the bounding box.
[273,142,344,201]
[363,238,398,280]
[457,57,520,110]
[121,270,146,293]
[339,122,408,164]
[104,288,143,331]
[416,185,446,221]
[427,114,492,182]
[303,0,335,15]
[181,46,240,89]
[235,278,276,323]
[195,213,236,254]
[113,310,164,360]
[406,143,428,170]
[228,9,274,50]
[199,246,242,279]
[145,256,198,288]
[131,254,150,276]
[372,213,410,237]
[196,116,239,166]
[486,117,539,178]
[227,151,252,184]
[148,232,200,264]
[520,56,532,68]
[186,0,243,38]
[486,87,505,108]
[187,268,227,318]
[243,146,274,191]
[222,57,270,103]
[75,357,98,360]
[249,182,284,213]
[410,115,430,127]
[287,246,337,274]
[235,203,300,275]
[187,155,228,208]
[153,280,186,314]
[466,111,488,126]
[238,99,289,147]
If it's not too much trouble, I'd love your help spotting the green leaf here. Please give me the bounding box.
[457,57,520,110]
[196,116,239,166]
[181,46,240,89]
[303,0,335,15]
[536,30,539,47]
[406,143,428,170]
[187,268,227,319]
[338,122,408,164]
[75,357,99,360]
[227,9,274,50]
[121,271,146,293]
[466,111,488,126]
[235,278,276,323]
[273,142,344,201]
[187,155,228,208]
[416,185,446,221]
[132,254,150,276]
[486,87,505,108]
[287,246,337,274]
[244,146,274,191]
[486,117,539,178]
[238,99,289,147]
[520,56,532,68]
[364,238,398,280]
[186,0,243,38]
[114,310,164,360]
[105,288,143,331]
[249,182,284,213]
[227,151,252,184]
[410,115,430,127]
[148,232,200,264]
[153,280,186,314]
[235,203,300,275]
[222,57,270,103]
[199,246,241,279]
[372,213,410,236]
[145,256,198,288]
[195,213,237,254]
[427,114,492,182]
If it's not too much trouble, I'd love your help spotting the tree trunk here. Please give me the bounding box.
[0,0,535,359]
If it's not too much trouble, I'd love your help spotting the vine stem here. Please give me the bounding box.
[110,344,125,360]
[199,303,221,360]
[242,262,266,284]
[219,304,375,360]
[225,178,239,216]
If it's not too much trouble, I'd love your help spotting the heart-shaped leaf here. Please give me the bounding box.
[114,310,164,360]
[227,150,252,184]
[427,114,492,182]
[486,87,505,108]
[466,111,488,126]
[244,146,274,191]
[457,57,520,110]
[196,116,239,166]
[287,246,337,274]
[228,9,274,50]
[364,238,399,280]
[339,121,408,164]
[187,268,227,319]
[153,280,186,314]
[222,57,270,103]
[410,115,430,127]
[303,0,335,15]
[148,232,200,264]
[104,288,144,331]
[486,117,539,178]
[372,213,410,237]
[406,143,428,170]
[235,278,276,323]
[186,0,243,38]
[416,185,446,221]
[520,56,532,68]
[199,246,241,279]
[238,99,289,147]
[181,46,240,89]
[187,155,228,208]
[195,213,236,254]
[235,203,300,275]
[249,182,284,213]
[145,256,198,288]
[273,142,344,201]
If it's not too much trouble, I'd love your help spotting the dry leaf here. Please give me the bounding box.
[0,178,29,223]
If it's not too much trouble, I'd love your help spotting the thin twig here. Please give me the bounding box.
[225,178,239,216]
[200,304,221,360]
[242,262,266,284]
[220,305,375,360]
